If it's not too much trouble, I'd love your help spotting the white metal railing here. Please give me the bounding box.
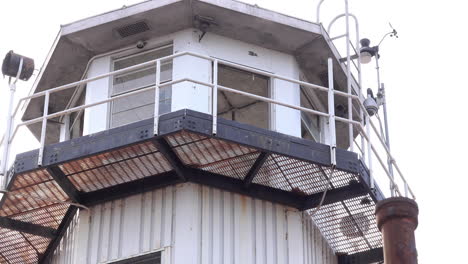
[317,0,408,198]
[0,51,415,199]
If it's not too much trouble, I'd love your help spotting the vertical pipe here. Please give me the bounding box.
[356,26,366,162]
[375,197,419,264]
[212,60,218,135]
[38,91,50,167]
[344,0,354,153]
[381,84,396,196]
[366,115,374,189]
[1,83,17,187]
[375,52,382,90]
[376,55,395,196]
[327,58,336,166]
[2,59,23,186]
[153,60,161,136]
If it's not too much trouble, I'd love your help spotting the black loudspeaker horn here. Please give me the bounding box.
[2,51,35,81]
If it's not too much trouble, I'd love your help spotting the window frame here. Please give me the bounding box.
[108,43,173,129]
[100,248,168,264]
[68,87,86,139]
[300,85,321,142]
[216,63,272,130]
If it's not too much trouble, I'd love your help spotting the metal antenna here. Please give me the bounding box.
[378,23,399,47]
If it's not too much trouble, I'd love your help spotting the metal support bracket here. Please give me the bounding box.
[46,166,82,203]
[38,206,78,264]
[243,152,269,188]
[0,216,56,238]
[151,138,187,181]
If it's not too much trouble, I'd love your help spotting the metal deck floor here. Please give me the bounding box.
[0,109,384,263]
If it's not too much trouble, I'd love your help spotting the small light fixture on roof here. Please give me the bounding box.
[194,15,217,42]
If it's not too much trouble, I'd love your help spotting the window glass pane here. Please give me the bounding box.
[113,63,172,95]
[69,89,86,139]
[300,87,320,142]
[111,86,171,128]
[217,65,269,130]
[114,47,172,70]
[111,45,172,128]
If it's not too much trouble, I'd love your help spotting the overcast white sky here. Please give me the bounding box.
[0,0,467,263]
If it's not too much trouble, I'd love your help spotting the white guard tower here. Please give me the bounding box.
[0,0,417,264]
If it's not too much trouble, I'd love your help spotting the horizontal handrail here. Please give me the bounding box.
[2,51,414,199]
[217,85,330,118]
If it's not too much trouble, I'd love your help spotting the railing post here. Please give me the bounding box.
[212,60,218,135]
[344,0,354,153]
[327,58,336,166]
[366,115,375,190]
[153,60,161,136]
[38,91,50,167]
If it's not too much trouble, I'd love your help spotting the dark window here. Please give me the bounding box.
[108,251,161,264]
[300,86,320,142]
[69,88,86,139]
[217,64,270,130]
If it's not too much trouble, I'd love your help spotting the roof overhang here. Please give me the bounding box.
[22,0,356,143]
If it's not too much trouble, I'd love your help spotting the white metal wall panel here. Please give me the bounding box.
[50,212,79,264]
[50,183,336,264]
[83,29,304,138]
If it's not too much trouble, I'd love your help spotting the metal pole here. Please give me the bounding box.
[366,115,374,190]
[375,54,395,196]
[37,91,50,167]
[327,58,336,166]
[356,28,365,164]
[1,82,17,187]
[1,58,23,187]
[154,60,161,136]
[375,51,382,94]
[381,83,395,196]
[212,60,218,135]
[344,0,354,152]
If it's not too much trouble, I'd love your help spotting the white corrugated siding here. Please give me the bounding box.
[50,212,79,264]
[50,183,337,264]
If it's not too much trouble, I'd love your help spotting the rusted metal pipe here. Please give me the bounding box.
[375,197,419,264]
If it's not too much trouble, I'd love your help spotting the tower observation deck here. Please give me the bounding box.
[0,1,415,263]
